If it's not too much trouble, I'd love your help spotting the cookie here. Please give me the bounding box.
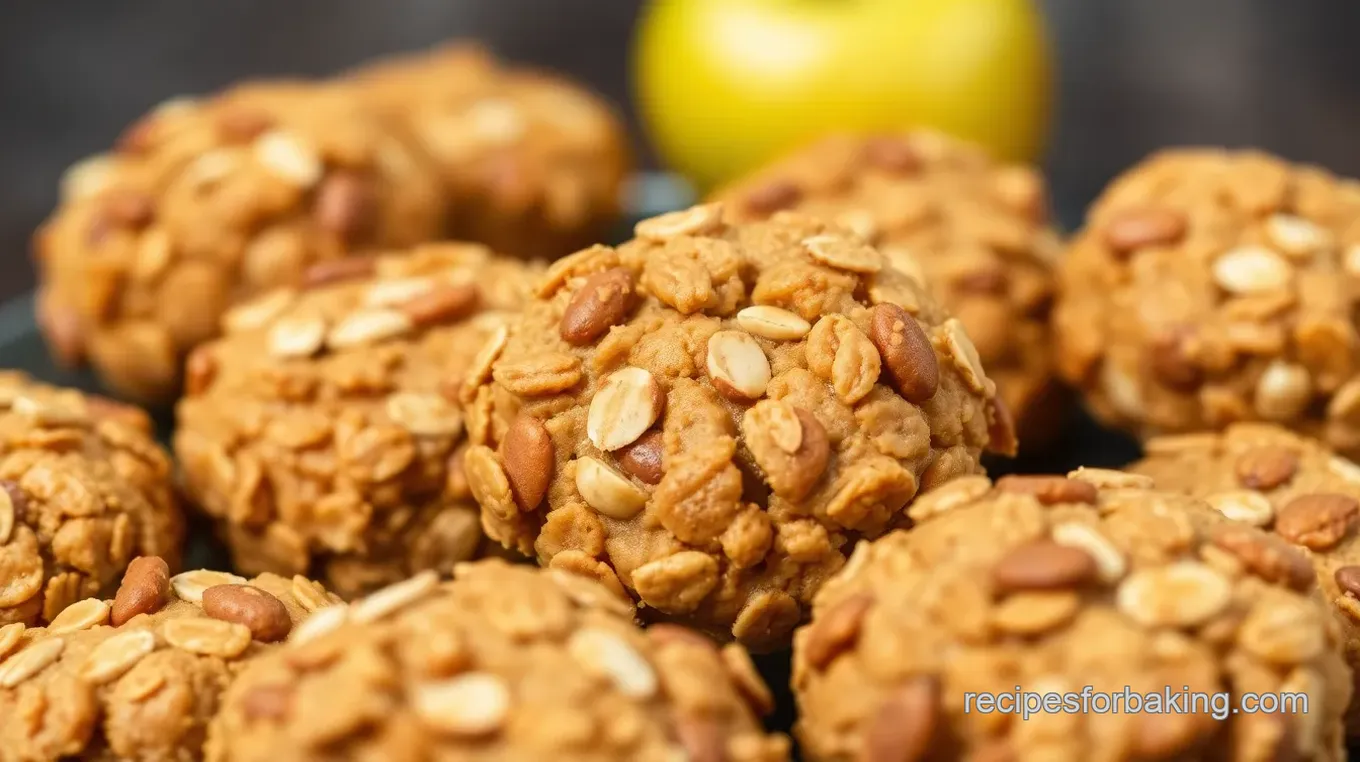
[792,473,1350,761]
[714,132,1065,448]
[1053,148,1360,455]
[461,204,1014,650]
[205,560,788,762]
[174,243,538,598]
[347,43,631,260]
[0,558,338,761]
[0,372,181,627]
[35,82,447,402]
[1131,423,1360,731]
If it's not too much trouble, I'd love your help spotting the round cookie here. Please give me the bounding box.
[206,560,788,762]
[462,204,1015,650]
[0,558,338,761]
[714,132,1065,448]
[35,81,447,402]
[792,472,1351,762]
[174,243,537,598]
[347,43,631,260]
[0,372,181,626]
[1130,423,1360,730]
[1053,148,1360,456]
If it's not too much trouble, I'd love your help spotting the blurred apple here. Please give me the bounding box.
[633,0,1053,191]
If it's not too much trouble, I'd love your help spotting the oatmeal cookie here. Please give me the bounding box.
[35,81,446,402]
[462,204,1014,650]
[0,372,181,627]
[206,560,788,762]
[174,243,537,598]
[714,132,1065,448]
[1054,148,1360,455]
[0,558,338,761]
[792,473,1351,761]
[1131,423,1360,731]
[347,43,631,260]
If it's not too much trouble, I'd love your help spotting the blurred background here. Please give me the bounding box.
[4,0,1360,302]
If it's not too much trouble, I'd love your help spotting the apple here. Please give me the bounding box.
[632,0,1054,191]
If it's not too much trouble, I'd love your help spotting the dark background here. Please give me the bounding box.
[4,0,1360,302]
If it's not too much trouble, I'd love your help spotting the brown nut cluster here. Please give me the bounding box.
[0,557,337,761]
[174,243,539,598]
[205,560,788,762]
[0,372,182,627]
[714,132,1064,448]
[792,473,1351,762]
[1131,423,1360,731]
[1054,148,1360,456]
[35,82,447,403]
[462,204,1013,650]
[346,42,632,260]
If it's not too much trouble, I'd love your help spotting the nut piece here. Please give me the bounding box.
[1205,491,1275,527]
[995,475,1098,506]
[1102,207,1188,254]
[1254,361,1313,421]
[803,593,875,670]
[992,540,1099,592]
[0,638,64,687]
[302,258,377,289]
[1115,562,1232,628]
[500,415,555,511]
[0,624,23,662]
[735,305,811,341]
[82,629,157,684]
[1235,447,1300,490]
[566,627,659,698]
[254,130,322,187]
[0,485,13,545]
[560,268,637,346]
[1265,214,1330,257]
[706,331,772,401]
[327,308,414,349]
[402,283,481,328]
[1274,493,1360,551]
[203,585,293,642]
[412,672,511,736]
[223,289,296,333]
[617,430,665,485]
[801,234,884,273]
[385,392,464,437]
[634,203,724,240]
[1212,246,1294,295]
[289,604,349,645]
[743,402,831,501]
[575,457,649,520]
[113,556,172,626]
[350,571,440,624]
[1211,525,1314,591]
[587,367,664,452]
[940,318,992,396]
[170,569,247,605]
[291,576,335,614]
[867,303,940,403]
[1050,522,1127,583]
[47,598,111,634]
[861,677,940,762]
[161,618,253,658]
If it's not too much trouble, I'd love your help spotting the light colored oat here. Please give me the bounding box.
[161,617,252,658]
[461,324,510,398]
[941,318,993,396]
[81,629,157,684]
[1265,214,1331,257]
[547,568,634,619]
[992,591,1080,635]
[1345,244,1360,278]
[880,245,927,287]
[171,570,247,604]
[1212,245,1294,295]
[291,575,335,613]
[412,672,511,736]
[835,209,880,242]
[351,571,439,624]
[734,305,812,341]
[1066,467,1154,491]
[12,395,87,427]
[60,153,117,202]
[326,308,415,349]
[1205,490,1275,527]
[133,228,174,280]
[1115,562,1231,628]
[587,367,663,452]
[1237,597,1326,666]
[289,604,349,645]
[566,627,659,698]
[757,400,803,454]
[575,457,649,520]
[223,289,296,333]
[267,315,327,358]
[47,598,111,634]
[364,277,435,307]
[634,203,724,240]
[0,486,12,545]
[1050,522,1127,583]
[1328,455,1360,484]
[706,331,772,401]
[907,475,991,522]
[0,623,23,661]
[801,234,884,273]
[1253,361,1312,420]
[254,130,323,187]
[385,392,465,437]
[0,638,64,687]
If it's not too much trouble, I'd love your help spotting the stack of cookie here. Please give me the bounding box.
[7,42,1360,762]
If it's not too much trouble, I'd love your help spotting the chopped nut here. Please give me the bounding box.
[617,430,665,485]
[1212,245,1294,295]
[0,486,12,545]
[803,593,874,670]
[1102,207,1188,255]
[47,598,110,634]
[734,305,811,341]
[461,325,509,399]
[1235,446,1300,490]
[992,540,1099,592]
[267,315,327,358]
[81,629,157,684]
[385,392,465,437]
[1274,493,1359,551]
[1211,526,1314,591]
[566,627,658,698]
[587,367,664,452]
[940,318,993,396]
[995,475,1098,506]
[1205,491,1275,527]
[1265,214,1330,257]
[161,617,252,658]
[559,268,638,346]
[113,556,172,626]
[861,677,940,762]
[575,456,648,520]
[1050,522,1127,582]
[1066,467,1153,491]
[254,130,322,187]
[326,308,414,349]
[801,234,884,273]
[706,330,772,401]
[1253,361,1312,421]
[350,571,439,624]
[1237,597,1325,665]
[302,258,377,289]
[634,203,724,240]
[223,289,296,333]
[907,475,992,522]
[290,576,333,614]
[203,585,293,642]
[363,277,435,307]
[992,590,1081,634]
[0,623,24,662]
[0,638,64,687]
[1115,562,1231,628]
[742,402,830,501]
[413,672,511,736]
[170,569,247,605]
[288,604,349,645]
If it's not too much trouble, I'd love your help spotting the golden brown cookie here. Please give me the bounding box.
[1054,148,1360,455]
[0,373,181,627]
[714,132,1064,449]
[0,559,338,761]
[174,243,538,598]
[1131,423,1360,732]
[793,472,1350,761]
[462,204,1014,650]
[347,43,631,260]
[205,560,788,762]
[35,82,447,402]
